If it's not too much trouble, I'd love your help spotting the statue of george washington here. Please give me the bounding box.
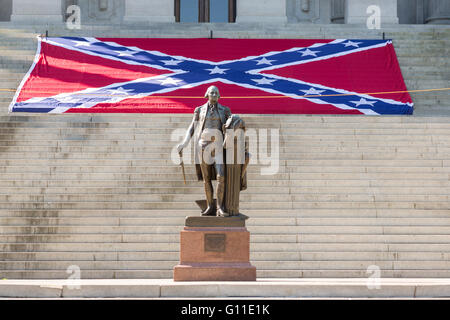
[176,86,248,217]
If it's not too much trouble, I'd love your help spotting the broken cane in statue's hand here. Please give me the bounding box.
[179,151,186,185]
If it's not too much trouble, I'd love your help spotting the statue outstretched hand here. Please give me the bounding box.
[176,142,186,154]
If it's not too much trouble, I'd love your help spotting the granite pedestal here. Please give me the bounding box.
[173,214,256,281]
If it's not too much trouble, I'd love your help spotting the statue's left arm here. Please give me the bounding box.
[225,107,232,122]
[222,107,233,147]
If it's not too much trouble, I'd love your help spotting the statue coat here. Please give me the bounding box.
[191,102,232,181]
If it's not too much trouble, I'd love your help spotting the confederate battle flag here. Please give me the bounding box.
[10,37,413,115]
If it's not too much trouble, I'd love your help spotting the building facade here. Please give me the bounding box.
[0,0,449,25]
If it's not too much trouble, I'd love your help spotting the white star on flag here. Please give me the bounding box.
[72,40,93,47]
[162,59,183,66]
[350,98,377,107]
[252,77,276,85]
[255,57,276,65]
[159,77,183,86]
[343,41,362,48]
[205,66,229,74]
[107,87,134,95]
[301,88,325,96]
[299,49,320,57]
[114,50,136,57]
[57,95,81,103]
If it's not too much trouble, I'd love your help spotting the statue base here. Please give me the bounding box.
[173,214,256,281]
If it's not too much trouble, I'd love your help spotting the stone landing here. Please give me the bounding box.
[1,279,450,298]
[173,215,256,281]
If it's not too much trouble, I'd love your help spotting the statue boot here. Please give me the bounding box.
[216,176,230,217]
[202,180,216,216]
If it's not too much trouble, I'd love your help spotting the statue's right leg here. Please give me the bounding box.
[200,161,215,216]
[215,164,229,217]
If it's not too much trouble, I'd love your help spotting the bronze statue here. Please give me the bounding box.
[177,86,248,217]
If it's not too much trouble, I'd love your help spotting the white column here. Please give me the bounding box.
[331,0,345,23]
[426,0,450,24]
[345,0,399,24]
[236,0,287,23]
[10,0,63,23]
[123,0,174,23]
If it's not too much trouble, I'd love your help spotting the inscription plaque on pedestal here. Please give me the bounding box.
[204,234,226,252]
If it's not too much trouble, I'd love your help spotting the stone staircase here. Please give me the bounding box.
[0,23,449,279]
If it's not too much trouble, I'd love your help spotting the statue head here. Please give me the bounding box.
[204,85,220,104]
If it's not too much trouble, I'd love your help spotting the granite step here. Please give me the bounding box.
[0,278,449,298]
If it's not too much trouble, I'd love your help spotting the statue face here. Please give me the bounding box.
[207,87,219,104]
